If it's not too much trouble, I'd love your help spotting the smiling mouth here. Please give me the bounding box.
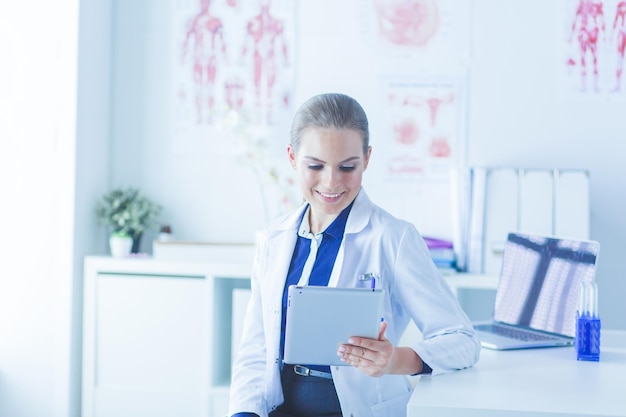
[317,191,343,200]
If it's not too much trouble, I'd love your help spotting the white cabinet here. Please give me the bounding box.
[82,255,497,417]
[82,256,252,417]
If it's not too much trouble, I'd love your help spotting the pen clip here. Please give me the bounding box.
[358,272,377,289]
[358,272,374,281]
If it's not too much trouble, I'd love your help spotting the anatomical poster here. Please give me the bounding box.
[561,0,626,99]
[172,0,296,131]
[378,77,466,183]
[170,0,299,222]
[358,0,473,75]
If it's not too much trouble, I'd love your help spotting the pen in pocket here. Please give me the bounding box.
[358,272,378,290]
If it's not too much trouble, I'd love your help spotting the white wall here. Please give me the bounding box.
[467,0,626,330]
[72,0,115,415]
[109,0,277,246]
[0,1,111,417]
[1,2,619,415]
[0,2,78,417]
[108,0,626,330]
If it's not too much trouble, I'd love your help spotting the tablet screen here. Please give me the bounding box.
[284,285,384,366]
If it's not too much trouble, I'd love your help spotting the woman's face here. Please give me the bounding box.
[288,127,371,232]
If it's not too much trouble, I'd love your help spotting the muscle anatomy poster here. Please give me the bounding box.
[174,0,296,127]
[561,0,626,99]
[171,0,299,221]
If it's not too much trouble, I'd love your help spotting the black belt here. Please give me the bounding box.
[292,365,333,380]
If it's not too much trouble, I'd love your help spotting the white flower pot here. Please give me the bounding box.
[109,235,133,258]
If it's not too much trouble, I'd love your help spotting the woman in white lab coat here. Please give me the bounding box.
[229,93,480,417]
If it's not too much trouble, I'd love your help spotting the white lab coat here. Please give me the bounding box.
[229,188,480,417]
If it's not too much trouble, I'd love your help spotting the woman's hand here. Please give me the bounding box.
[337,321,395,377]
[337,321,424,376]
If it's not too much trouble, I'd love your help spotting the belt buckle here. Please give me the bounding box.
[293,365,310,377]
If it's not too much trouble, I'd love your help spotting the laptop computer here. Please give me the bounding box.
[473,232,600,350]
[284,285,384,366]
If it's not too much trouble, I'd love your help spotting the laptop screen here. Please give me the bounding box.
[493,233,600,338]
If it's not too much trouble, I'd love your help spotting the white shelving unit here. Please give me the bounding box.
[443,273,498,297]
[82,256,252,417]
[82,252,498,417]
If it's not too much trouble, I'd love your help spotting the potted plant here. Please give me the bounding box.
[95,187,162,255]
[108,230,133,258]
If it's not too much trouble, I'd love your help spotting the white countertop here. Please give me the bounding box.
[408,330,626,417]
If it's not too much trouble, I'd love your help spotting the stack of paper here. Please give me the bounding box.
[425,236,457,273]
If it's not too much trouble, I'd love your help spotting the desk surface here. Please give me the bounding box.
[408,330,626,417]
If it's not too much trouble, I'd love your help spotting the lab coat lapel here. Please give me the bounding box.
[266,233,296,306]
[264,205,304,312]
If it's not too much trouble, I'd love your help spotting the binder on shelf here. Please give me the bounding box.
[450,168,468,272]
[519,169,553,236]
[463,167,590,275]
[466,167,487,273]
[482,169,518,275]
[554,170,590,239]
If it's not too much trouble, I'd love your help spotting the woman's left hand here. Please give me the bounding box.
[337,320,395,377]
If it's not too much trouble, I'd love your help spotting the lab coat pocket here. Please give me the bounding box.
[355,272,379,289]
[370,389,412,417]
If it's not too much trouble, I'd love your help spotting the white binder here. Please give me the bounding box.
[466,167,487,273]
[483,169,518,275]
[555,170,590,239]
[519,169,553,236]
[464,167,590,275]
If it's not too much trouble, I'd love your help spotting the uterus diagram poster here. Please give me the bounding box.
[377,77,466,183]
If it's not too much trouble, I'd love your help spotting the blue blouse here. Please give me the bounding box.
[279,202,353,373]
[231,202,353,417]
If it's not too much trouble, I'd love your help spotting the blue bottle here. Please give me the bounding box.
[576,280,601,361]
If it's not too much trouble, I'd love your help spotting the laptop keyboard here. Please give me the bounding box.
[475,323,559,342]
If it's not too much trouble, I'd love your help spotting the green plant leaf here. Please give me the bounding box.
[95,187,162,235]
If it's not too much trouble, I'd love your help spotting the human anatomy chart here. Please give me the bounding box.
[359,0,472,74]
[172,0,299,222]
[374,0,440,47]
[380,79,464,182]
[174,0,295,127]
[356,0,471,240]
[563,0,626,96]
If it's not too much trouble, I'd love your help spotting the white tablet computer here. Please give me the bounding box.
[284,285,385,366]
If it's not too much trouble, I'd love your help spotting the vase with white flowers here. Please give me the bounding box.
[95,187,162,256]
